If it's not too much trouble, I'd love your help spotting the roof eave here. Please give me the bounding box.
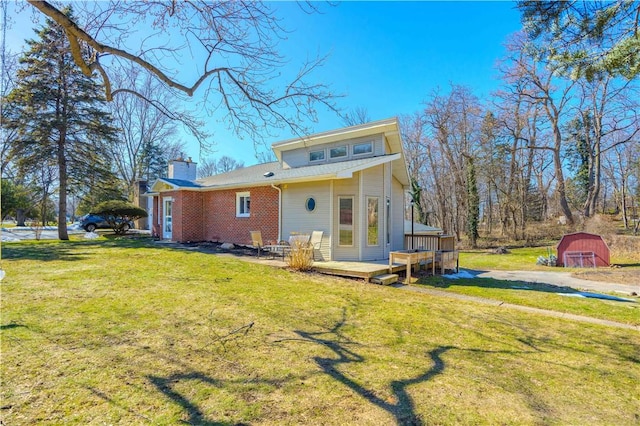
[272,117,399,158]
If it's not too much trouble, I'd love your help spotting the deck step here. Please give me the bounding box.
[370,273,399,286]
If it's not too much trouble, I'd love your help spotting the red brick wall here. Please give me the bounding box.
[176,191,204,242]
[203,186,279,245]
[156,186,279,245]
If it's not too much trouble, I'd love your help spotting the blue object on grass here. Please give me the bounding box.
[557,292,636,302]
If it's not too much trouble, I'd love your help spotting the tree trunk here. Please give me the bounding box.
[551,119,574,225]
[16,209,26,227]
[58,131,69,240]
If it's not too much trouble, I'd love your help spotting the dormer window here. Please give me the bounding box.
[353,142,373,156]
[309,150,325,162]
[330,146,347,159]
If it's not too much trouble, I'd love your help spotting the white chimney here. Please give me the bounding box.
[168,157,197,181]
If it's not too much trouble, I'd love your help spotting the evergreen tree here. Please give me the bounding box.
[565,116,592,208]
[4,7,119,240]
[466,158,480,248]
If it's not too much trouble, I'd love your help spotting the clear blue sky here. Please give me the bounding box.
[5,1,524,166]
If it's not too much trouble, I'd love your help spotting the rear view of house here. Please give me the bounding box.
[147,118,410,262]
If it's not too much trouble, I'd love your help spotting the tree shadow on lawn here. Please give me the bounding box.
[419,270,591,297]
[147,372,248,426]
[279,309,542,426]
[1,242,90,261]
[1,237,156,262]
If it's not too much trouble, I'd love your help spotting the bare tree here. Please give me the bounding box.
[342,107,371,127]
[603,138,640,230]
[423,85,483,241]
[573,76,640,217]
[0,51,18,177]
[501,33,576,225]
[108,69,200,196]
[400,113,430,225]
[25,1,339,146]
[197,156,244,179]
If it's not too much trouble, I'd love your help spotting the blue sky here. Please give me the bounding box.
[5,1,524,166]
[231,1,524,164]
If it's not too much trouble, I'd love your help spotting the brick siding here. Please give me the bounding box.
[154,186,279,245]
[203,186,279,245]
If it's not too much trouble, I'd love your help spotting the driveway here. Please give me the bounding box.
[1,225,86,241]
[463,269,639,296]
[1,225,149,241]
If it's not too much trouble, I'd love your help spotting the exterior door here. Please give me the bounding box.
[163,198,173,239]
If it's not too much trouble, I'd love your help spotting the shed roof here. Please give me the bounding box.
[149,153,402,193]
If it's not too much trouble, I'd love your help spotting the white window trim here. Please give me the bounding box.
[338,196,354,247]
[330,145,348,159]
[366,196,380,247]
[236,191,250,218]
[353,141,373,156]
[309,149,326,163]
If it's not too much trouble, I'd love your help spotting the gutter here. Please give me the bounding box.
[271,184,282,241]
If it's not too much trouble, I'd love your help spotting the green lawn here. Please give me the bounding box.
[2,237,639,424]
[460,246,640,271]
[416,275,640,326]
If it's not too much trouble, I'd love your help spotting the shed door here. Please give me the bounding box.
[163,198,173,240]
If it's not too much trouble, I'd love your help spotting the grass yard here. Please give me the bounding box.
[416,275,640,326]
[460,247,640,284]
[2,237,639,425]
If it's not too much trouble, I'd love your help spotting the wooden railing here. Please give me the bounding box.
[404,234,439,251]
[404,234,456,251]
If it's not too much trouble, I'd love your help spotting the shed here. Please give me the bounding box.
[556,232,610,268]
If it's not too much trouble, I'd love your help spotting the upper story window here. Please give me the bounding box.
[236,191,250,217]
[353,142,373,156]
[330,146,347,159]
[309,150,325,162]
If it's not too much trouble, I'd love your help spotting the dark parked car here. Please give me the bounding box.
[80,214,133,232]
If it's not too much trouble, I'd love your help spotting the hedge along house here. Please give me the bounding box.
[147,118,411,262]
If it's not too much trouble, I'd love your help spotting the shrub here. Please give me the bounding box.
[286,240,314,271]
[93,200,148,235]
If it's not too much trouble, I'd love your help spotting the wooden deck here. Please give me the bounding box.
[313,260,407,281]
[313,251,458,282]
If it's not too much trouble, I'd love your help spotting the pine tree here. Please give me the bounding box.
[4,7,118,240]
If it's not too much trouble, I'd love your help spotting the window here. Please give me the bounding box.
[353,142,373,156]
[339,197,353,246]
[367,197,379,246]
[236,192,250,217]
[309,150,325,162]
[330,146,347,159]
[306,197,316,212]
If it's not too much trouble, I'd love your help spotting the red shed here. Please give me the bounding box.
[556,232,610,268]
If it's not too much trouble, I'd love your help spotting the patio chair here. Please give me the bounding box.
[309,230,323,260]
[288,233,311,246]
[250,230,264,258]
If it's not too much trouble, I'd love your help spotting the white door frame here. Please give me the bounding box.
[163,197,173,240]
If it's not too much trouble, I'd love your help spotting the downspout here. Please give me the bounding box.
[271,184,282,241]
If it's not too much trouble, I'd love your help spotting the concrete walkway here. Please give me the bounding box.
[391,283,639,331]
[466,269,639,295]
